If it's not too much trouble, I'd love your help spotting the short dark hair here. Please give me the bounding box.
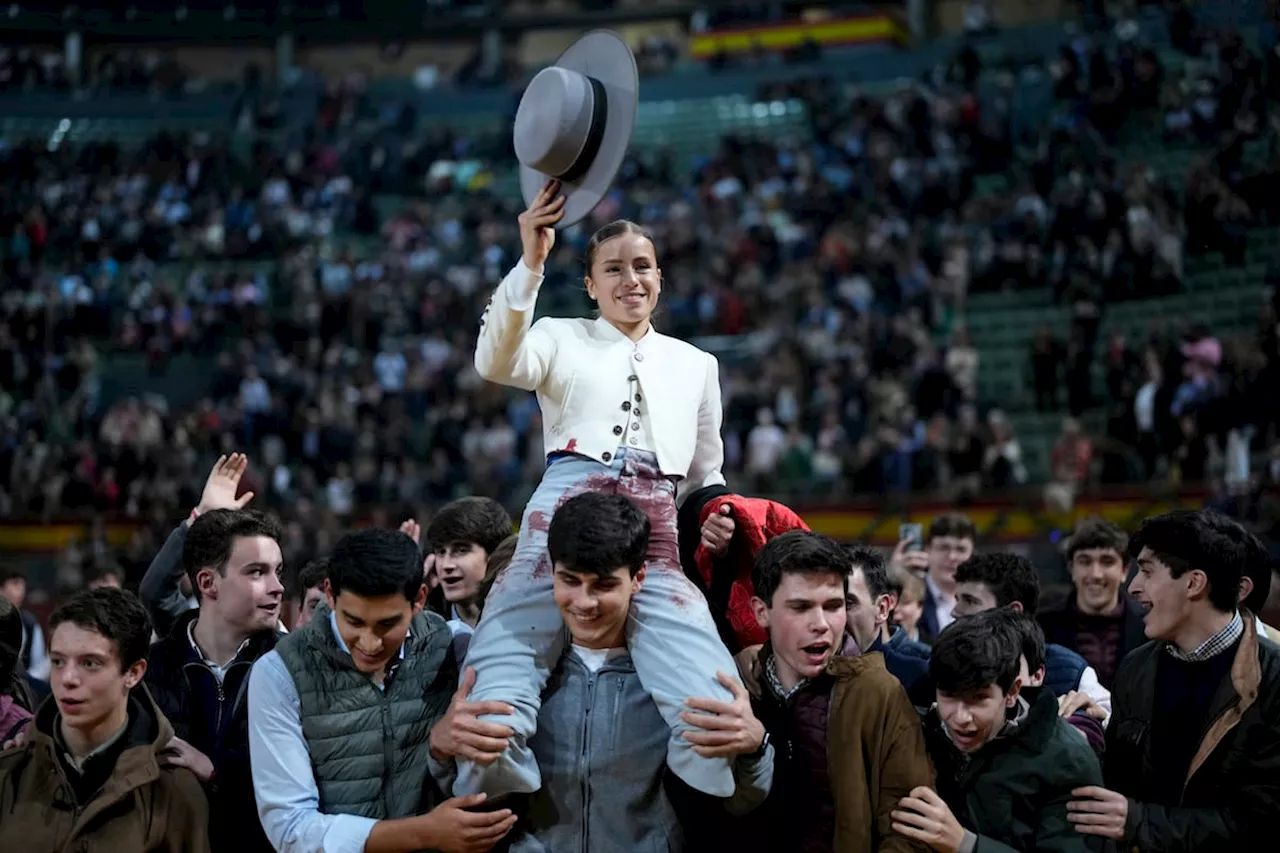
[0,597,22,688]
[0,566,27,586]
[476,534,519,617]
[1129,510,1241,613]
[427,497,513,556]
[753,531,849,606]
[1007,609,1046,674]
[955,552,1042,615]
[183,509,282,602]
[296,557,329,599]
[1066,517,1128,562]
[928,513,977,545]
[548,493,649,579]
[329,528,424,601]
[49,587,152,672]
[846,545,890,600]
[931,607,1022,696]
[1199,511,1271,614]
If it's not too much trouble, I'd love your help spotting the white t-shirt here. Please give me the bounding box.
[571,645,627,673]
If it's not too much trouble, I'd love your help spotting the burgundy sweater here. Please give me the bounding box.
[0,694,32,743]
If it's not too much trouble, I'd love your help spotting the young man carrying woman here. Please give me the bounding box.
[460,178,742,800]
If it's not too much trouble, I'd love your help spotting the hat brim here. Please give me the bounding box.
[519,30,639,230]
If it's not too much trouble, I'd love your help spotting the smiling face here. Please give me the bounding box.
[553,563,643,650]
[198,535,285,634]
[327,581,426,675]
[435,541,489,605]
[752,571,847,691]
[1071,547,1127,614]
[585,232,661,336]
[1127,546,1204,644]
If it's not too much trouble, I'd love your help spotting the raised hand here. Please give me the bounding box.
[423,552,440,591]
[194,453,255,517]
[519,179,566,272]
[400,519,422,545]
[889,538,930,575]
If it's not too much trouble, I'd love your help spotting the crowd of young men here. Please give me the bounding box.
[0,453,1277,853]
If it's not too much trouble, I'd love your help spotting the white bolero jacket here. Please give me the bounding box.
[474,261,726,505]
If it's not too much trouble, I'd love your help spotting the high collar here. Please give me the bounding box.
[761,634,858,700]
[33,684,172,763]
[871,626,909,652]
[160,606,279,667]
[592,313,655,347]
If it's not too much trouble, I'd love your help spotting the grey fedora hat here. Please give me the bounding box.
[514,29,639,229]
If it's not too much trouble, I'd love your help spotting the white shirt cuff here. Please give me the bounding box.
[504,260,545,312]
[318,814,378,853]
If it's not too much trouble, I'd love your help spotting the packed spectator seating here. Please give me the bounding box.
[2,1,1280,590]
[2,7,1279,853]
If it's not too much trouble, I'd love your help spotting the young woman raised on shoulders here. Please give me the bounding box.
[457,179,741,800]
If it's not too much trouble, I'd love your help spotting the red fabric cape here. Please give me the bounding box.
[694,495,810,648]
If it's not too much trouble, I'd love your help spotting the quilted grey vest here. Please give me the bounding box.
[275,601,454,819]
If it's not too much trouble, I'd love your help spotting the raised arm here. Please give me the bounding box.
[473,262,558,391]
[139,524,194,640]
[475,179,566,391]
[143,454,256,637]
[677,352,727,507]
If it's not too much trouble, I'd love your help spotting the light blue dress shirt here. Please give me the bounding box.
[247,612,412,853]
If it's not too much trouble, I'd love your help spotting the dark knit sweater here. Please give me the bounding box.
[1069,607,1126,687]
[1149,637,1241,803]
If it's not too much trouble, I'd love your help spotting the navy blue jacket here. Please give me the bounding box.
[1043,642,1090,699]
[867,628,934,708]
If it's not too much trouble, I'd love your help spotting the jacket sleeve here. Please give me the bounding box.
[164,768,213,853]
[1017,788,1106,853]
[676,483,733,587]
[473,261,558,391]
[872,687,935,853]
[967,834,1020,853]
[1075,666,1111,722]
[1126,699,1280,852]
[1128,802,1238,853]
[676,353,727,508]
[724,743,774,817]
[1065,712,1106,757]
[139,523,192,640]
[0,749,23,816]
